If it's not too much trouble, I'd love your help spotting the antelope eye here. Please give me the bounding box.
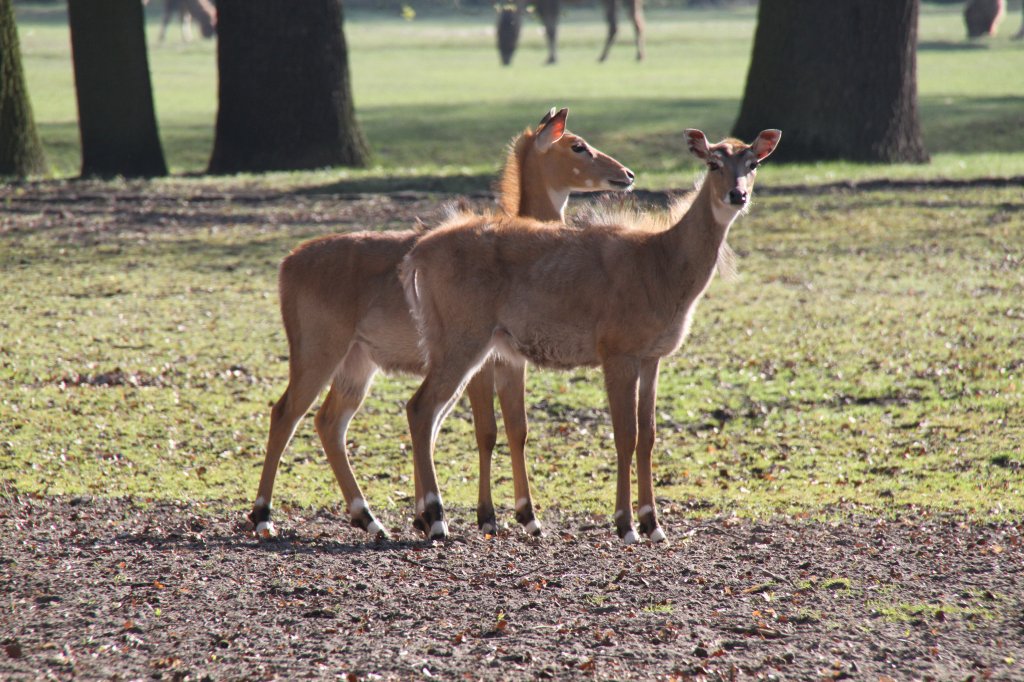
[571,142,588,153]
[708,161,722,171]
[748,160,760,171]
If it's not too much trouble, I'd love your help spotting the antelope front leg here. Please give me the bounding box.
[406,360,478,540]
[636,358,665,542]
[495,359,541,536]
[465,363,499,534]
[603,355,641,543]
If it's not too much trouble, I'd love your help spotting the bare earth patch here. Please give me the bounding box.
[2,495,1021,680]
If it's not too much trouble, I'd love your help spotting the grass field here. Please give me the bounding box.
[2,3,1023,528]
[12,2,1024,186]
[1,181,1021,524]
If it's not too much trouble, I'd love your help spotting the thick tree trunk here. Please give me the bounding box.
[733,0,928,163]
[0,0,46,177]
[68,0,167,178]
[207,0,368,174]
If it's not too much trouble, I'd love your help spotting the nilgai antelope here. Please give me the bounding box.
[145,0,216,42]
[401,128,781,542]
[497,0,645,65]
[248,109,635,540]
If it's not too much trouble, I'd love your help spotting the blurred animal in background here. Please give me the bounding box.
[146,0,217,43]
[963,0,1004,38]
[496,0,645,65]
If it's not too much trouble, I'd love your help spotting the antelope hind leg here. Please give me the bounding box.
[495,359,542,536]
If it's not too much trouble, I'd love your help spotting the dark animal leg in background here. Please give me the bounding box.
[598,0,618,62]
[629,0,646,60]
[537,0,560,64]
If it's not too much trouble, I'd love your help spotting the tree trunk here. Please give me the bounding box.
[733,0,928,163]
[207,0,368,174]
[68,0,167,178]
[0,0,46,177]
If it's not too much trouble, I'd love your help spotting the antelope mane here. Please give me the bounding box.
[495,128,534,217]
[572,174,737,280]
[572,193,692,234]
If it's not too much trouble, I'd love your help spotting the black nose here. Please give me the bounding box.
[624,168,635,182]
[729,189,747,206]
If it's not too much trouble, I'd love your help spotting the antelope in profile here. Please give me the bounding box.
[497,0,645,65]
[248,109,635,540]
[401,128,781,542]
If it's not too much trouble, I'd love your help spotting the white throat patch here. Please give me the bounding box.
[547,188,570,218]
[713,197,742,226]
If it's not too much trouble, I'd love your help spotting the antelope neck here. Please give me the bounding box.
[655,178,735,287]
[518,176,566,221]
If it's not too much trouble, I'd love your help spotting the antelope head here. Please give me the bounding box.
[685,128,781,217]
[532,107,636,195]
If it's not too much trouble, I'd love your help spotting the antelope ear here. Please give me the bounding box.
[684,129,711,160]
[752,129,781,161]
[535,108,568,152]
[538,107,557,126]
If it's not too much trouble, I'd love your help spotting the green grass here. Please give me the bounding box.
[867,587,1003,624]
[12,3,1024,186]
[1,182,1021,522]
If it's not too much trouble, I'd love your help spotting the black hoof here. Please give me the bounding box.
[515,501,543,537]
[639,511,666,543]
[248,504,271,528]
[248,505,277,538]
[351,512,390,540]
[616,523,640,545]
[477,509,498,535]
[421,498,448,540]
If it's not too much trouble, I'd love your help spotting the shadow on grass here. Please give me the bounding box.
[354,97,737,169]
[35,94,1024,183]
[295,172,496,197]
[917,40,990,51]
[920,95,1024,154]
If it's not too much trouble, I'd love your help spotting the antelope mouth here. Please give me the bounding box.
[608,178,634,189]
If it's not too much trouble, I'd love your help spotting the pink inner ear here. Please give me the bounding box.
[547,113,567,140]
[754,131,780,159]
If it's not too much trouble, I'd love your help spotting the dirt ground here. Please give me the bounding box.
[2,495,1022,681]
